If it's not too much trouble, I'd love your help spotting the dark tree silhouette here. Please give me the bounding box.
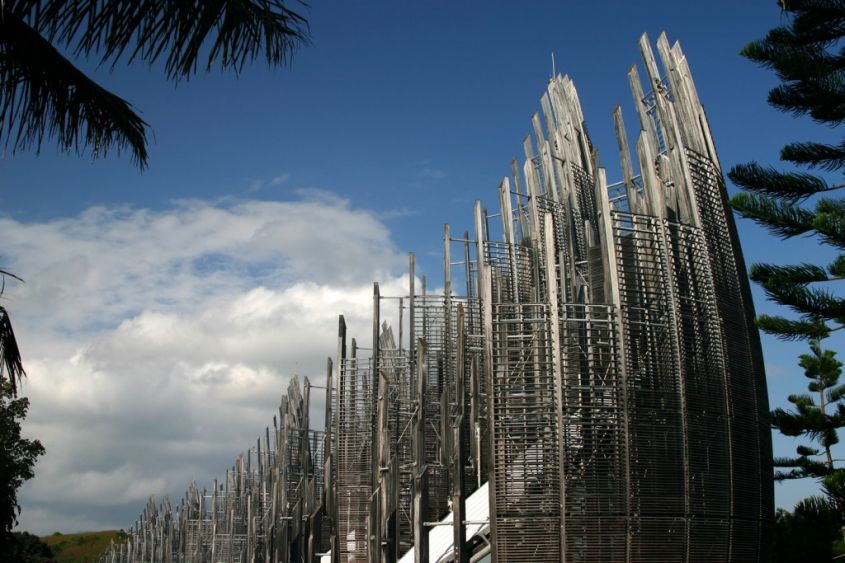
[7,531,55,562]
[774,496,843,562]
[0,382,45,554]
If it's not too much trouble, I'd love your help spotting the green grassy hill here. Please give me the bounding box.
[40,530,126,563]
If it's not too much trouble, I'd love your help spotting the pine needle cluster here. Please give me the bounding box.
[730,1,845,342]
[729,0,845,522]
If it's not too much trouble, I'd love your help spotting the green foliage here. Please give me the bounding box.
[7,531,55,562]
[0,305,26,396]
[41,530,125,563]
[0,1,311,167]
[730,1,845,533]
[730,162,832,199]
[729,4,845,546]
[771,341,845,487]
[774,496,843,563]
[0,382,45,555]
[728,0,845,341]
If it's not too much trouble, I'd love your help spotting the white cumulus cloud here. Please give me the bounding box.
[4,189,412,534]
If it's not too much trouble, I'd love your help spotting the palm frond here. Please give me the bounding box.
[0,6,149,166]
[0,270,24,284]
[23,0,311,80]
[0,306,25,396]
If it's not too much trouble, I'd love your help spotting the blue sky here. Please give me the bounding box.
[2,0,839,533]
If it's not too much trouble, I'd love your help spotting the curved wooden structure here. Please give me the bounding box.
[102,33,773,563]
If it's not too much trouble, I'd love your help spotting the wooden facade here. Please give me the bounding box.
[102,33,773,563]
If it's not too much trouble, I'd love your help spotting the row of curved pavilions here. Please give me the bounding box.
[101,33,774,563]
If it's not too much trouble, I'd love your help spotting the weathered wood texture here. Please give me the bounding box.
[103,33,771,563]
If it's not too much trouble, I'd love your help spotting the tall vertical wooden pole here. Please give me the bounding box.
[511,158,530,243]
[413,338,429,563]
[409,254,416,396]
[613,106,637,206]
[322,357,334,563]
[398,297,403,354]
[452,304,468,563]
[442,222,453,479]
[474,200,498,563]
[301,378,312,562]
[464,228,481,487]
[543,212,566,563]
[374,285,396,563]
[370,283,381,563]
[331,317,347,563]
[444,224,452,305]
[627,64,660,161]
[463,232,472,299]
[469,356,481,489]
[279,398,290,563]
[377,368,396,563]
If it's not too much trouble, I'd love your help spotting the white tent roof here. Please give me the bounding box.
[397,481,489,563]
[320,481,490,563]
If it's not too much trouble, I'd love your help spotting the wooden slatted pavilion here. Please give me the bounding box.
[101,33,772,563]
